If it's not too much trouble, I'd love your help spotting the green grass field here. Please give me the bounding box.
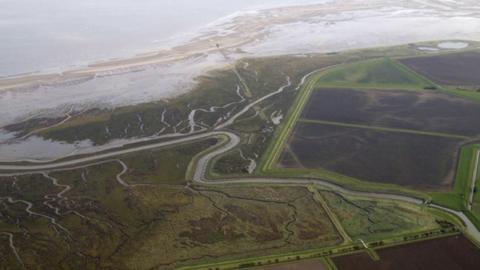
[472,152,480,218]
[314,57,433,90]
[321,190,440,241]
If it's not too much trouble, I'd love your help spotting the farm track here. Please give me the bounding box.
[1,66,480,260]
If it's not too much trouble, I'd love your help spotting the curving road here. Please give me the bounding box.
[0,131,232,171]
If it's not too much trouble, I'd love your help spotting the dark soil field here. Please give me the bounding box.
[303,88,480,136]
[257,259,328,270]
[281,123,462,188]
[399,52,480,86]
[332,235,480,270]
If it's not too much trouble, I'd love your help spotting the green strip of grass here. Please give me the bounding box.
[259,65,339,172]
[298,119,470,140]
[314,57,434,91]
[430,145,479,210]
[266,168,429,201]
[429,145,480,231]
[472,150,480,218]
[441,87,480,103]
[323,257,338,270]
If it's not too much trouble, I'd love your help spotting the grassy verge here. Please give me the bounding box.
[259,66,337,172]
[430,145,479,210]
[429,144,480,231]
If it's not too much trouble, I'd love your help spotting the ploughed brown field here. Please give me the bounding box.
[302,88,480,137]
[279,87,480,189]
[281,122,461,188]
[331,235,480,270]
[399,52,480,86]
[257,259,328,270]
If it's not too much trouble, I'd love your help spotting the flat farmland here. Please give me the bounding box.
[281,123,462,188]
[277,86,480,188]
[320,191,440,240]
[255,259,328,270]
[399,52,480,86]
[331,235,480,270]
[302,88,480,137]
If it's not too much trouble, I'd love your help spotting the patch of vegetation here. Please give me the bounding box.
[315,58,432,90]
[430,145,478,210]
[0,160,342,269]
[472,154,480,218]
[212,150,252,175]
[121,138,218,185]
[321,191,440,241]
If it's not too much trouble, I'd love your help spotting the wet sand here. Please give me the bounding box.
[4,0,479,92]
[1,0,480,131]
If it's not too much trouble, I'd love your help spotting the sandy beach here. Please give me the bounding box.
[1,0,480,129]
[4,0,476,91]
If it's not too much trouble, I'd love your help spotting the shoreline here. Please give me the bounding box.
[2,0,480,92]
[0,1,378,91]
[2,0,480,130]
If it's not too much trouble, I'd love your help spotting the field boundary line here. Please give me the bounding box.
[310,83,423,91]
[284,145,304,167]
[323,257,338,270]
[308,186,353,243]
[297,119,470,139]
[393,59,480,103]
